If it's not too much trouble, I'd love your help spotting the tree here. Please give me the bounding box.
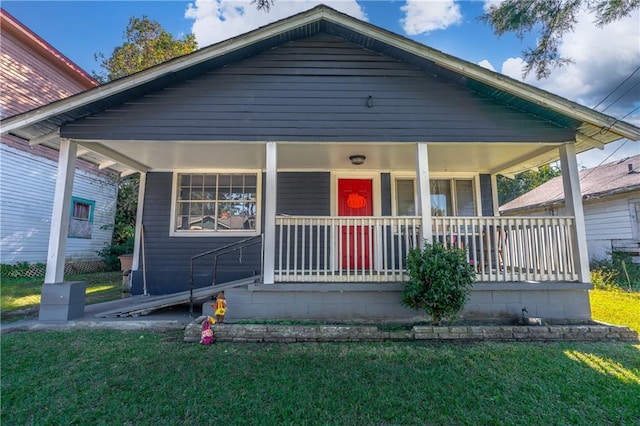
[497,164,561,205]
[481,0,640,79]
[95,17,197,268]
[94,16,197,82]
[253,0,274,11]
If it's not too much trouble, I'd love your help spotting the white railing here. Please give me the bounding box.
[275,216,420,282]
[274,216,578,283]
[432,216,578,282]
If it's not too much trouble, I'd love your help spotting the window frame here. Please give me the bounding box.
[170,170,262,237]
[68,196,95,239]
[391,173,481,217]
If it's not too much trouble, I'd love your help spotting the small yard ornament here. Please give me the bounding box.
[213,292,227,324]
[200,317,215,345]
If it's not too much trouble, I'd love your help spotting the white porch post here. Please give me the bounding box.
[559,143,590,282]
[263,142,277,284]
[416,143,432,243]
[490,174,500,216]
[131,172,146,271]
[44,138,77,283]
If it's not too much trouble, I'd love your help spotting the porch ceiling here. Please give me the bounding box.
[68,139,563,175]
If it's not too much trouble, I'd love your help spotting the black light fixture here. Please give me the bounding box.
[367,95,373,108]
[349,154,366,165]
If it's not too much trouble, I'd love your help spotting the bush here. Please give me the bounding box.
[590,251,640,292]
[97,237,134,271]
[401,242,476,325]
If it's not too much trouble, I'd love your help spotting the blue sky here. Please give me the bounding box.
[3,0,639,167]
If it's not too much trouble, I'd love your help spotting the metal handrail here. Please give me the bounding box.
[189,234,264,315]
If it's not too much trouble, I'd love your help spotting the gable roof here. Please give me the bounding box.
[500,154,640,213]
[2,5,638,173]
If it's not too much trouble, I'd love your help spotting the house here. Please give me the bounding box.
[0,8,118,273]
[500,155,640,263]
[2,6,639,322]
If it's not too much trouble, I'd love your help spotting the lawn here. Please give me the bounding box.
[1,271,122,322]
[2,331,639,425]
[590,289,640,333]
[1,282,640,425]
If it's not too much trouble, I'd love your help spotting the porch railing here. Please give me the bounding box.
[274,216,578,283]
[433,216,578,282]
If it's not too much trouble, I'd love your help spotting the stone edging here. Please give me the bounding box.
[184,318,639,343]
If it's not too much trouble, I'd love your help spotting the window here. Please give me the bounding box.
[395,178,417,216]
[174,172,259,234]
[68,197,95,238]
[394,177,477,217]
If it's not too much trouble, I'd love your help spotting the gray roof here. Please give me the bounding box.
[500,154,640,213]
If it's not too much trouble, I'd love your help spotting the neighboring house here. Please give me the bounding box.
[500,155,640,263]
[0,9,118,272]
[3,6,640,322]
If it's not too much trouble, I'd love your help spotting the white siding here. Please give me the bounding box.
[502,193,639,261]
[0,144,117,264]
[583,195,637,261]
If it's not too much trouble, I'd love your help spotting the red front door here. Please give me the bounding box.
[338,179,373,270]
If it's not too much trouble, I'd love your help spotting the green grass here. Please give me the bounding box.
[2,331,639,425]
[1,271,122,322]
[591,289,640,333]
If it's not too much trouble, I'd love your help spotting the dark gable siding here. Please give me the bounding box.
[62,35,574,143]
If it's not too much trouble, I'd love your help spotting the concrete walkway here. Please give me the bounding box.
[1,296,197,334]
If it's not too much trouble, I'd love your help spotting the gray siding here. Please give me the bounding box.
[277,172,330,215]
[480,174,494,216]
[62,35,574,143]
[131,172,261,295]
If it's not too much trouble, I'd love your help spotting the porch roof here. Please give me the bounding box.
[2,5,639,176]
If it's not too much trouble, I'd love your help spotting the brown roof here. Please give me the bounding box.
[500,154,640,213]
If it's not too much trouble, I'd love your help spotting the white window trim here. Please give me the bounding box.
[169,169,262,237]
[390,172,481,217]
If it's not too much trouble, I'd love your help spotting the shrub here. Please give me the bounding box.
[590,252,640,292]
[401,242,476,325]
[97,237,134,271]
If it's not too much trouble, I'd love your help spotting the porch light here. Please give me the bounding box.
[349,154,366,165]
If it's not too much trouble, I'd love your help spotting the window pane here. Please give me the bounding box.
[175,173,258,233]
[73,202,90,220]
[455,180,475,216]
[430,180,451,216]
[396,179,415,216]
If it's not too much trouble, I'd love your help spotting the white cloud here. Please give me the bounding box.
[492,10,640,119]
[400,0,462,35]
[185,0,367,48]
[492,10,640,168]
[478,59,495,71]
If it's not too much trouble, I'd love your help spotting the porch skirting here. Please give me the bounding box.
[214,282,593,323]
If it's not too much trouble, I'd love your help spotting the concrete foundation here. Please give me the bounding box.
[214,282,593,323]
[39,281,86,321]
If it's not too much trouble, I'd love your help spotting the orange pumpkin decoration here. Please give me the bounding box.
[347,193,367,209]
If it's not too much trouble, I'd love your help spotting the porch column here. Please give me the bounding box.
[416,143,432,243]
[490,174,500,216]
[263,142,277,284]
[132,172,146,272]
[44,138,77,283]
[559,143,590,282]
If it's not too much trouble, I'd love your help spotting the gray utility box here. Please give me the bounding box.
[39,281,87,321]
